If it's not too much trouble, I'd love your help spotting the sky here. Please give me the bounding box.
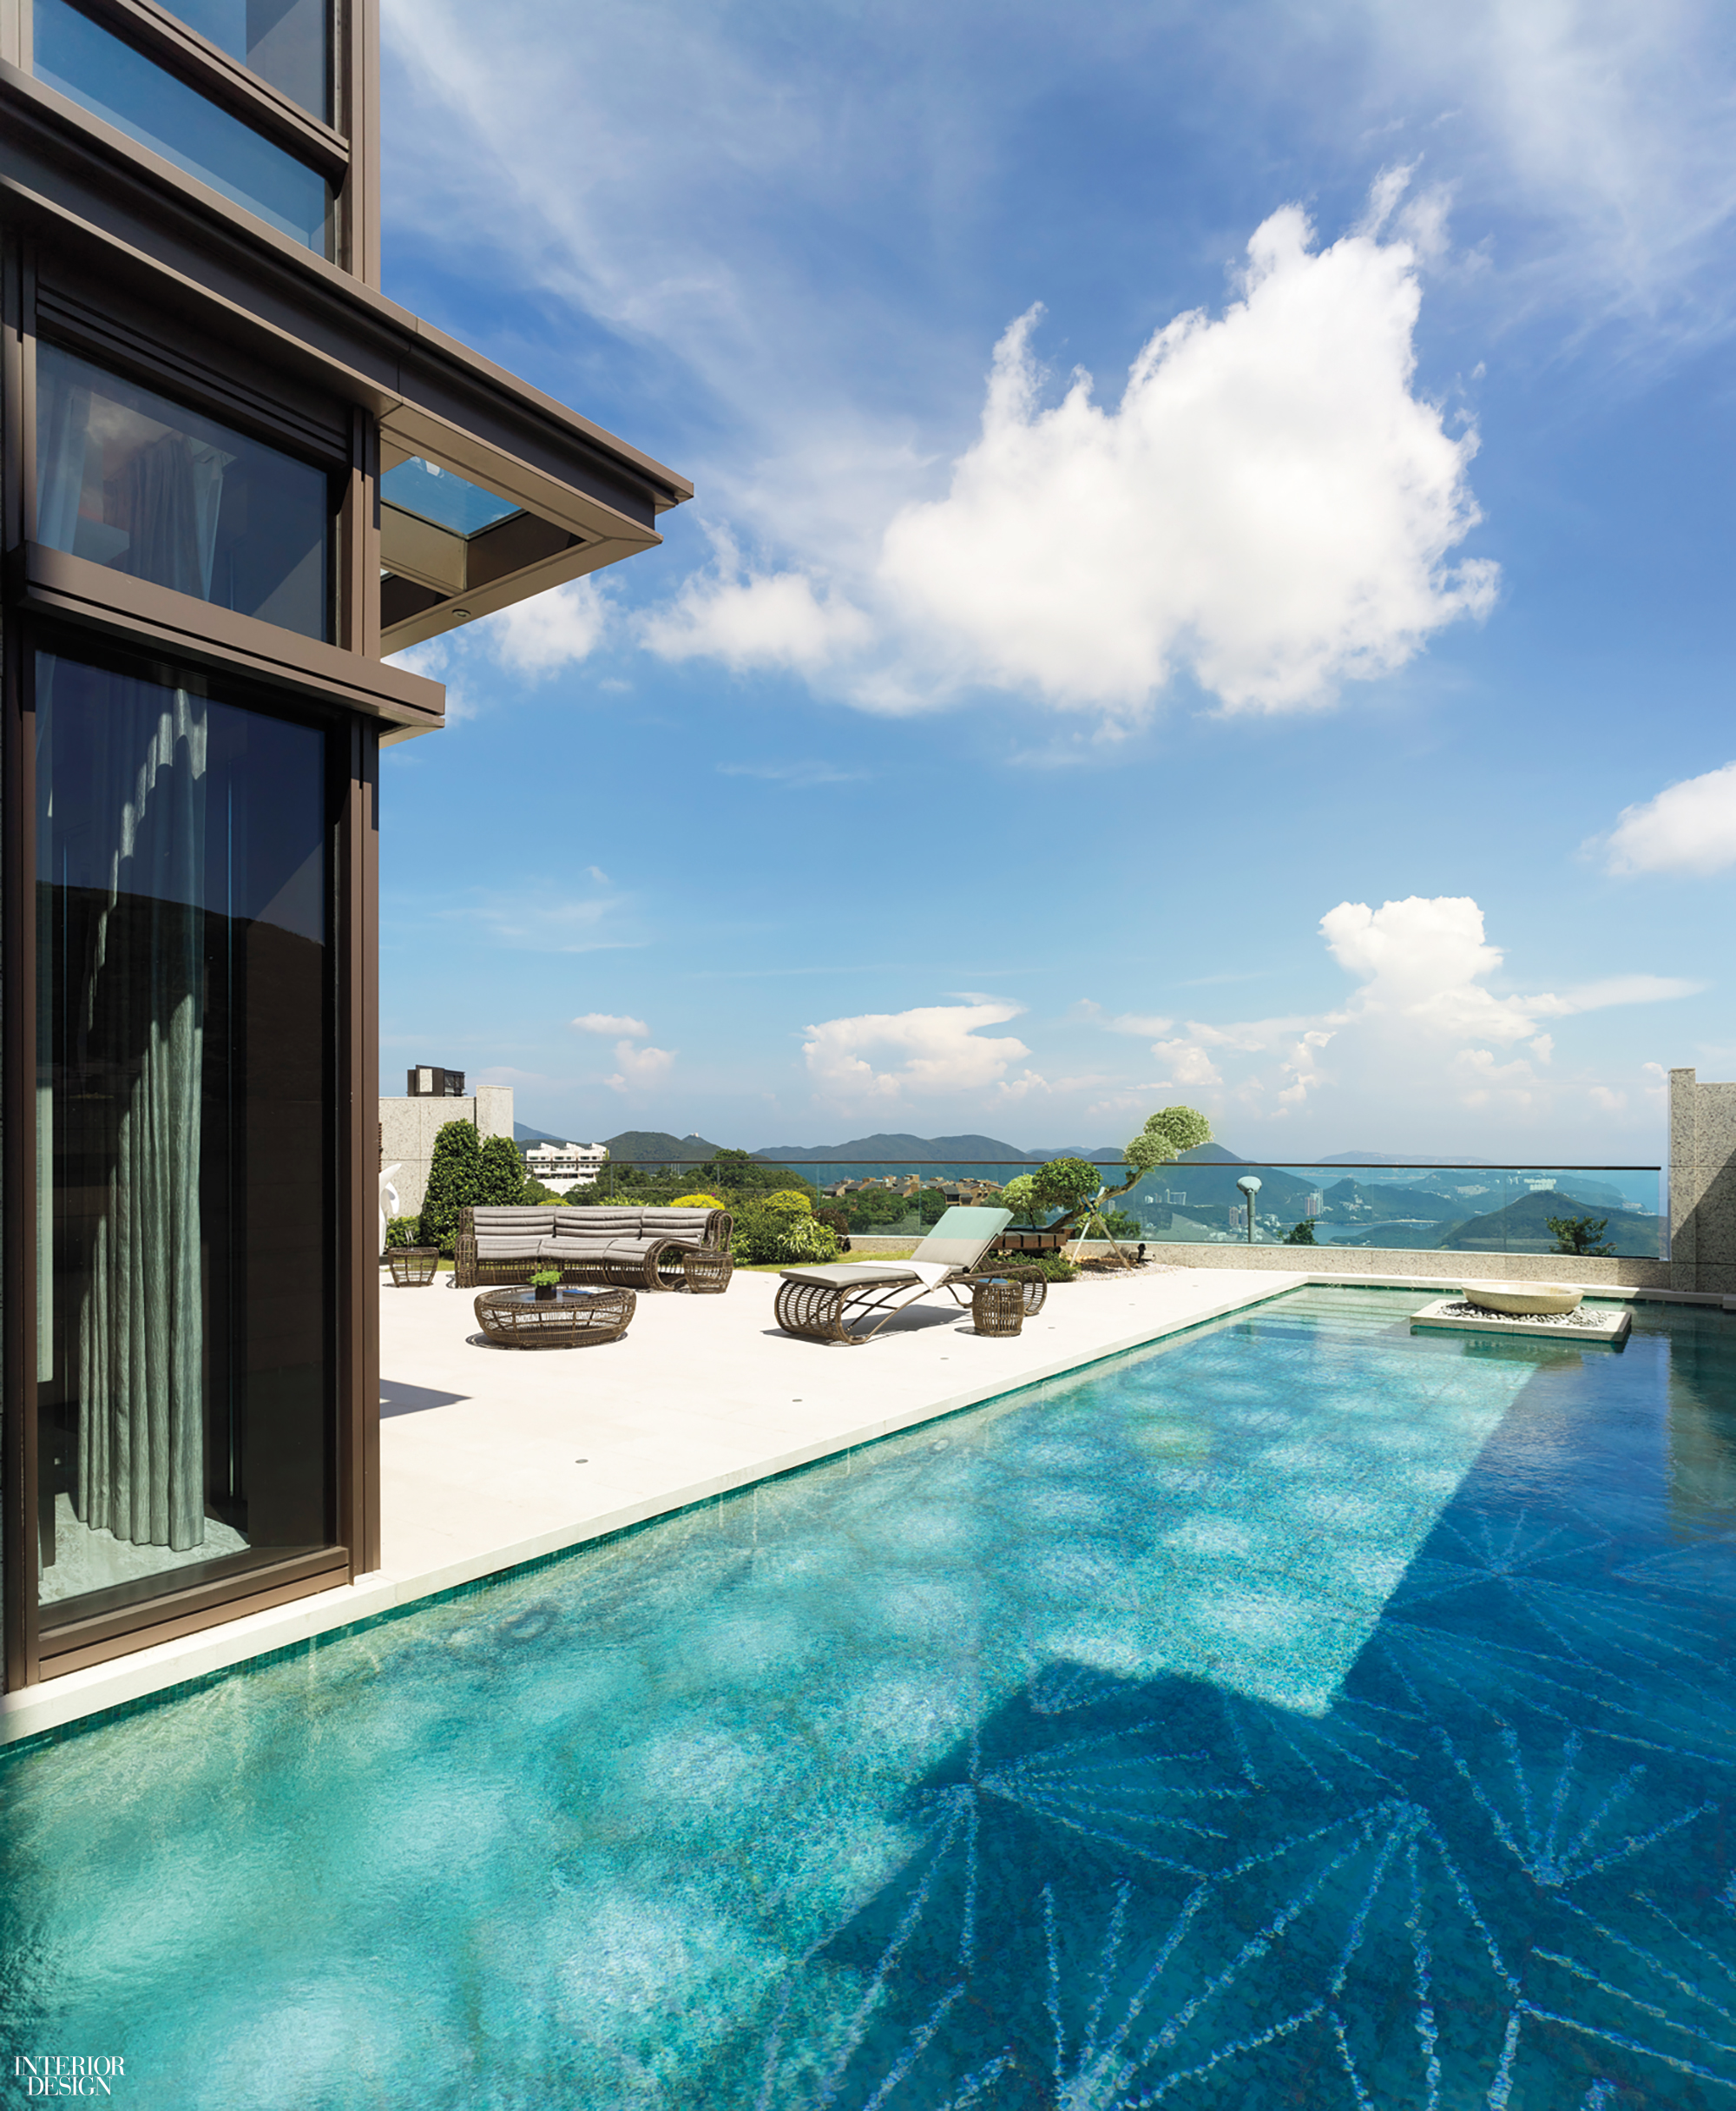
[373,0,1736,1164]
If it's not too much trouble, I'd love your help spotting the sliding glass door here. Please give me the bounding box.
[34,648,336,1637]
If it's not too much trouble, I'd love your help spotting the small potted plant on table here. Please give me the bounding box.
[529,1267,562,1303]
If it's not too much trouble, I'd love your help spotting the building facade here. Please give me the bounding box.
[1,0,688,1688]
[379,1086,515,1220]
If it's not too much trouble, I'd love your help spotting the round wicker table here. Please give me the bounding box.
[474,1285,635,1348]
[387,1246,439,1286]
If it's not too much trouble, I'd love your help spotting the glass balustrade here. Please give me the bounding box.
[579,1155,1667,1259]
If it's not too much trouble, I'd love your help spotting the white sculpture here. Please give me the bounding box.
[379,1163,402,1253]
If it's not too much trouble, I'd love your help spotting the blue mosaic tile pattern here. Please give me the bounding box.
[3,1287,1734,2108]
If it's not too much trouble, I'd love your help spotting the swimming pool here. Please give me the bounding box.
[3,1285,1733,2108]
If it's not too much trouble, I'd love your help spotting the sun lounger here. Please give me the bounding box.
[774,1207,1014,1344]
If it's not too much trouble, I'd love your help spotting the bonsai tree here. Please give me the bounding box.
[420,1119,482,1253]
[1000,1174,1040,1226]
[1036,1108,1214,1261]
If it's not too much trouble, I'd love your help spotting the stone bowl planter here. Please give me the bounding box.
[1459,1280,1584,1317]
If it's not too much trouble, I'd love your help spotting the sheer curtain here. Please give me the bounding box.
[36,343,230,596]
[49,671,210,1555]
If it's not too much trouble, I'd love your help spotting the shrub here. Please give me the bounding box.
[987,1253,1076,1284]
[764,1188,815,1218]
[420,1120,481,1253]
[778,1215,838,1263]
[385,1214,422,1248]
[732,1205,839,1265]
[669,1193,727,1210]
[1100,1209,1144,1241]
[815,1205,852,1246]
[479,1133,527,1206]
[521,1179,562,1205]
[1284,1220,1318,1246]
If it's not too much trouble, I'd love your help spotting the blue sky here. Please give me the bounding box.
[373,0,1735,1162]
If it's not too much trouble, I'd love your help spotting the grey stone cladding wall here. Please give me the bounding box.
[1670,1067,1736,1293]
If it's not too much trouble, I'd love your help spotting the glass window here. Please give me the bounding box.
[33,0,332,253]
[151,0,330,122]
[35,651,334,1631]
[36,343,331,640]
[380,457,523,537]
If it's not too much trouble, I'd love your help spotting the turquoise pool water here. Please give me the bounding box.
[4,1286,1735,2108]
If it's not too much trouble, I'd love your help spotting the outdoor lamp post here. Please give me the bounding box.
[1236,1174,1262,1244]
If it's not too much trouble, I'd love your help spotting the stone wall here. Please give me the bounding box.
[379,1085,514,1217]
[1115,1242,1672,1289]
[845,1233,1670,1290]
[1670,1067,1736,1294]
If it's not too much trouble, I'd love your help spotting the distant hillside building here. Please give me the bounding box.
[526,1142,608,1192]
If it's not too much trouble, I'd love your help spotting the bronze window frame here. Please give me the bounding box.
[1,0,374,277]
[3,620,385,1687]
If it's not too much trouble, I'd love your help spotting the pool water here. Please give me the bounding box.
[4,1286,1736,2108]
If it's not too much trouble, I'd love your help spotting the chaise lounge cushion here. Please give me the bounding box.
[778,1264,918,1291]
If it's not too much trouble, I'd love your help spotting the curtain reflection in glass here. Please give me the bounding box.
[36,652,334,1623]
[36,343,329,638]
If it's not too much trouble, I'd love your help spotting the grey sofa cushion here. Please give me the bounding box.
[638,1208,714,1240]
[538,1235,617,1260]
[474,1233,546,1259]
[471,1207,557,1239]
[555,1207,642,1238]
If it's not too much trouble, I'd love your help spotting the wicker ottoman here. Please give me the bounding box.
[387,1247,439,1286]
[474,1285,635,1347]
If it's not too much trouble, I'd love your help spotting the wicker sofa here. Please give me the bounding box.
[454,1204,733,1292]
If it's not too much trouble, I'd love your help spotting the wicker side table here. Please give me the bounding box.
[963,1268,1048,1319]
[388,1247,439,1286]
[681,1248,735,1294]
[474,1286,635,1347]
[970,1276,1025,1337]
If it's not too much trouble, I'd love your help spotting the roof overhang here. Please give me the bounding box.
[0,65,692,657]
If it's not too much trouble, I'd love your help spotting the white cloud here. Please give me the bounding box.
[1601,760,1736,875]
[443,892,633,954]
[1147,1041,1225,1090]
[877,198,1495,715]
[1075,1002,1175,1036]
[378,1,1736,749]
[1132,893,1702,1138]
[641,533,870,674]
[717,760,865,787]
[573,1012,650,1037]
[606,1040,675,1093]
[801,1000,1037,1105]
[485,577,611,677]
